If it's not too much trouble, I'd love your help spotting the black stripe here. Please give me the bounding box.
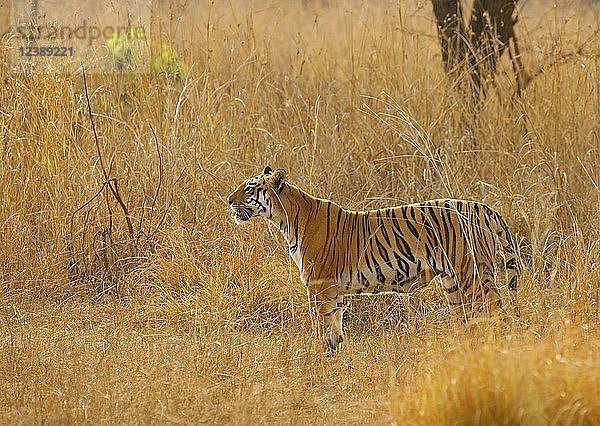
[361,215,373,272]
[427,205,443,238]
[374,234,391,268]
[366,216,381,277]
[402,207,420,239]
[336,207,343,232]
[444,283,460,293]
[392,250,410,275]
[322,205,342,275]
[378,214,392,247]
[443,200,456,270]
[300,191,311,204]
[390,209,417,263]
[324,202,332,243]
[425,242,436,270]
[345,212,355,279]
[337,210,350,280]
[354,213,362,272]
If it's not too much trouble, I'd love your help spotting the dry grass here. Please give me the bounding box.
[394,324,600,425]
[0,0,599,423]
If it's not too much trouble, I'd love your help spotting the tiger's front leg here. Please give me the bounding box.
[308,281,345,354]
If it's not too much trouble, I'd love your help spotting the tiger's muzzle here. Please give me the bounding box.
[227,195,255,224]
[232,206,253,224]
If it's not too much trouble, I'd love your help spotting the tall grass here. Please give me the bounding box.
[0,0,598,423]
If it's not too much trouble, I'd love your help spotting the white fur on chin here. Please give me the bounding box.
[234,214,251,225]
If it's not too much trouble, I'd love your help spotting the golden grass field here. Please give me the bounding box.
[1,0,599,423]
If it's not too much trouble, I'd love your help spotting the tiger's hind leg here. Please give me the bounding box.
[440,276,471,321]
[441,274,502,321]
[480,271,503,315]
[503,254,520,318]
[308,281,345,354]
[440,275,465,316]
[496,216,520,318]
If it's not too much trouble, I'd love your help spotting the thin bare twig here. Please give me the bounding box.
[81,64,135,240]
[521,29,600,92]
[82,65,109,182]
[152,166,187,236]
[69,179,109,245]
[109,178,134,239]
[150,124,163,214]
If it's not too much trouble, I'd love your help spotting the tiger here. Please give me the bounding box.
[227,166,519,352]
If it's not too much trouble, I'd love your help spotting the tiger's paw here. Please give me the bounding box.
[325,334,344,355]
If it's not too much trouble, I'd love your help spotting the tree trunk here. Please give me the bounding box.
[431,0,524,101]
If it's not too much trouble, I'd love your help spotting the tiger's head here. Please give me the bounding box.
[227,166,288,224]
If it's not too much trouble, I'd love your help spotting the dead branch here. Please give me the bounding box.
[149,125,163,215]
[520,28,600,92]
[81,65,135,240]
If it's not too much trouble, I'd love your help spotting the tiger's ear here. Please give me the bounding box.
[263,166,273,175]
[267,169,287,193]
